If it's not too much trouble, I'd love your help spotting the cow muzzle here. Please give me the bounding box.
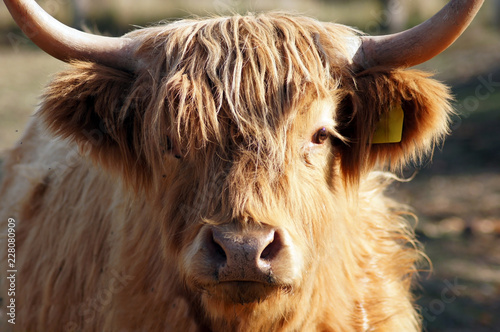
[186,223,301,304]
[206,225,283,284]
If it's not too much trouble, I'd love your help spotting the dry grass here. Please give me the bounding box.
[0,0,378,30]
[0,48,64,153]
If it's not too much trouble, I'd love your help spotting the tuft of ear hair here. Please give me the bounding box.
[336,68,453,182]
[38,61,152,190]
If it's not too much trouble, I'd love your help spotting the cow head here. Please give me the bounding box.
[5,0,483,329]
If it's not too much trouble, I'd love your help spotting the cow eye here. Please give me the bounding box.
[312,127,329,145]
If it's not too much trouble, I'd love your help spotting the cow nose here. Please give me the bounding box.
[206,225,284,283]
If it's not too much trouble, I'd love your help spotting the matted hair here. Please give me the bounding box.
[40,12,451,193]
[40,13,362,188]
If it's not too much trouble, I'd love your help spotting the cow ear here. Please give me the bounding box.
[38,61,150,187]
[336,68,453,181]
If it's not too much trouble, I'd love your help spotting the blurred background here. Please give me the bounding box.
[0,0,499,330]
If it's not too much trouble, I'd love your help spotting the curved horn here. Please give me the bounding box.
[353,0,484,70]
[3,0,137,71]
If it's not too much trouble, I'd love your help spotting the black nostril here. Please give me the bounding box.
[213,238,226,260]
[260,230,282,261]
[205,228,227,263]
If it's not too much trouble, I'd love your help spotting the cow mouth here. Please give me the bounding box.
[209,281,290,305]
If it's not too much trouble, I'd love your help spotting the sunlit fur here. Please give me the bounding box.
[0,12,452,331]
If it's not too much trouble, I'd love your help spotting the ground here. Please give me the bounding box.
[395,68,500,331]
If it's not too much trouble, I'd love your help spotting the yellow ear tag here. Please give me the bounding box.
[372,104,404,144]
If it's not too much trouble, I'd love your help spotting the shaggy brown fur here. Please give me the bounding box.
[0,12,452,331]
